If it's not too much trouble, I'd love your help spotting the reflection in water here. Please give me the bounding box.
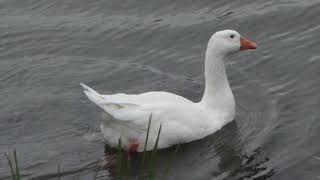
[100,121,273,180]
[231,148,274,180]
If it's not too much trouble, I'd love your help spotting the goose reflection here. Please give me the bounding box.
[101,120,274,180]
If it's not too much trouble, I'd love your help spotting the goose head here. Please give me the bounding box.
[207,30,257,56]
[201,30,257,112]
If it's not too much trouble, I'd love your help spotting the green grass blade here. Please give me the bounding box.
[143,114,152,153]
[152,124,162,155]
[13,150,20,180]
[160,144,180,180]
[4,152,15,180]
[148,124,162,180]
[116,137,123,180]
[138,114,152,180]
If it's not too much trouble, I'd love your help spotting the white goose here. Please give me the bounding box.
[81,30,257,152]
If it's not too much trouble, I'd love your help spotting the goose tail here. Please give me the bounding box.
[80,83,106,110]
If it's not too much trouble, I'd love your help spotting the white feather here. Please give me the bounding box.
[80,30,257,151]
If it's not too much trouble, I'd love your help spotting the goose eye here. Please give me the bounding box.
[230,34,235,39]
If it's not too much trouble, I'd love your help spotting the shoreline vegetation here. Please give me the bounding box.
[4,115,180,180]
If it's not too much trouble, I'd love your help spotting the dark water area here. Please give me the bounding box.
[1,0,320,179]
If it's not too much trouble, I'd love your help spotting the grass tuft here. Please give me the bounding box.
[116,136,123,180]
[149,123,162,179]
[13,150,21,180]
[4,149,21,180]
[5,115,179,180]
[137,114,152,180]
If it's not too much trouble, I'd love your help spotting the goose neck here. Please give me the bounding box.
[200,49,235,111]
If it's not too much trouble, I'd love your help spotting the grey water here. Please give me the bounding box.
[1,0,320,179]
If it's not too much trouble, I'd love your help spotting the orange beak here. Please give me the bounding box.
[240,36,257,50]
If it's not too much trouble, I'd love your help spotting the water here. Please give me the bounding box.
[1,0,320,179]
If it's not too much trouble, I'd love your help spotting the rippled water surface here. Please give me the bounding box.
[1,0,320,179]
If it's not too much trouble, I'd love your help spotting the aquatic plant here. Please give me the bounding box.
[4,115,179,180]
[117,114,179,180]
[4,149,21,180]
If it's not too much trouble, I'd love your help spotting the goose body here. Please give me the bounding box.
[81,30,257,152]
